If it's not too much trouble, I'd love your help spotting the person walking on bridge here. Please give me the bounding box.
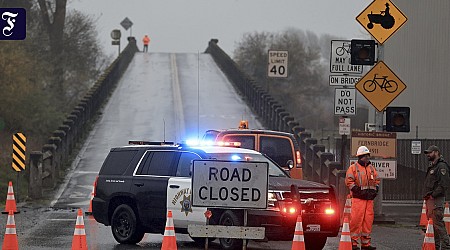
[142,35,150,52]
[346,146,380,250]
[423,145,450,250]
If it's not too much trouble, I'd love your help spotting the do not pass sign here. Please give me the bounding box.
[334,88,356,115]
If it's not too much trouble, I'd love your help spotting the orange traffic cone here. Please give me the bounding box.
[420,199,428,227]
[2,210,18,250]
[161,210,177,250]
[445,202,450,234]
[343,194,352,224]
[3,181,18,214]
[291,214,306,250]
[85,182,95,215]
[422,218,436,250]
[339,217,352,250]
[72,208,88,250]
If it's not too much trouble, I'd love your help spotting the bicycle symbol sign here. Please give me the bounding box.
[355,61,407,112]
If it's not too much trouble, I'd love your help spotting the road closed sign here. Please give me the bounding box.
[191,160,268,209]
[334,88,356,116]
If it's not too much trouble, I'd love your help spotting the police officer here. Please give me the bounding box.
[423,145,450,249]
[346,146,380,250]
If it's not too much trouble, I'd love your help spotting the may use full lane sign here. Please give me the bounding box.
[191,160,268,209]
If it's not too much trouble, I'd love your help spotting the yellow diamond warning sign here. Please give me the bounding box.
[356,0,407,44]
[355,61,406,112]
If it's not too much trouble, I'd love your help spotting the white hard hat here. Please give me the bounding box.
[356,146,371,156]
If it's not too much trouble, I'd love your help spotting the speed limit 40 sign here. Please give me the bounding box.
[268,50,288,78]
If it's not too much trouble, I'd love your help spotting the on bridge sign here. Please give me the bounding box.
[268,50,288,78]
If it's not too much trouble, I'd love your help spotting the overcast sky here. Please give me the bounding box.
[69,0,372,57]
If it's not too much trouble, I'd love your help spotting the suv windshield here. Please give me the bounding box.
[206,153,288,177]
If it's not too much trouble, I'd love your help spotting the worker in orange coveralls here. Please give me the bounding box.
[346,146,380,250]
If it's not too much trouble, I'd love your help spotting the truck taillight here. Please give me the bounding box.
[296,151,302,164]
[325,208,335,215]
[283,206,298,215]
[277,201,300,216]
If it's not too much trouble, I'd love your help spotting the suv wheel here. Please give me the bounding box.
[111,204,145,244]
[219,210,244,250]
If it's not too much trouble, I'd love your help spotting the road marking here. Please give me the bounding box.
[170,53,185,141]
[75,171,99,174]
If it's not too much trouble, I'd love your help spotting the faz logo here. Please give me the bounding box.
[0,8,26,40]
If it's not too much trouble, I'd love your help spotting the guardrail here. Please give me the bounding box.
[28,37,139,200]
[205,39,348,211]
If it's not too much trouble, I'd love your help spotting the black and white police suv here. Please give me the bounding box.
[92,141,340,250]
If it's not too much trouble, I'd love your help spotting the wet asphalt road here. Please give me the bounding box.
[0,203,426,249]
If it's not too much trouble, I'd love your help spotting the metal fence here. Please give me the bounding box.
[335,138,450,201]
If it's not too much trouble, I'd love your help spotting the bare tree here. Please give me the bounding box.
[36,0,67,97]
[233,29,333,130]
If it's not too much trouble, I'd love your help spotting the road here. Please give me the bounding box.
[0,52,429,249]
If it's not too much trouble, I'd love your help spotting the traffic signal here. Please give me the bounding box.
[386,107,410,132]
[351,40,376,65]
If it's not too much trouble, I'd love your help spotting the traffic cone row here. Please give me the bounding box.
[161,210,177,250]
[2,210,18,250]
[3,181,18,214]
[291,214,305,250]
[343,194,352,223]
[422,218,436,250]
[339,217,352,250]
[420,199,428,227]
[444,202,450,234]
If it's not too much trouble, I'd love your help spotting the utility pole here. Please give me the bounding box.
[374,45,384,216]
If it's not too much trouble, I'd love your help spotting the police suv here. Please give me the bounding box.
[92,141,340,250]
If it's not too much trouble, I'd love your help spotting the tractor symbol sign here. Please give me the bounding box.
[356,0,407,44]
[367,3,394,30]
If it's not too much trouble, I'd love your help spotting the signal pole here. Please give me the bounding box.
[374,44,384,216]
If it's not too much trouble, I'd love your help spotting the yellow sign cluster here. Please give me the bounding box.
[355,0,408,112]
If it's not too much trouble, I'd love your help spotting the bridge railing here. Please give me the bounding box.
[28,37,139,200]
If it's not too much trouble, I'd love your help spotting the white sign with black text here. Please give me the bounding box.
[330,40,363,74]
[411,141,422,155]
[334,88,356,116]
[191,160,268,209]
[350,159,397,179]
[339,117,351,135]
[329,75,361,86]
[268,50,288,78]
